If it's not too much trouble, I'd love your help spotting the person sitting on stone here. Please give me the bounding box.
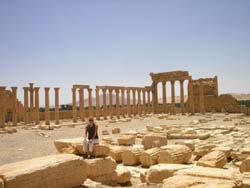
[83,117,99,159]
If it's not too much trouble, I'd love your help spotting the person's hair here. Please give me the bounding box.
[89,117,94,122]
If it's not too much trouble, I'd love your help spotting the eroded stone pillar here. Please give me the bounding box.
[171,81,176,114]
[88,88,93,117]
[11,87,18,126]
[121,88,125,117]
[137,89,141,116]
[54,87,60,124]
[132,89,136,116]
[72,87,77,122]
[115,89,120,119]
[108,88,113,119]
[95,88,100,120]
[0,87,6,128]
[34,87,40,124]
[79,87,85,121]
[23,87,29,125]
[126,89,131,117]
[180,80,185,115]
[152,82,158,114]
[188,79,194,114]
[142,89,146,115]
[29,83,34,123]
[45,87,50,125]
[199,81,205,114]
[102,88,107,120]
[162,81,167,113]
[147,90,151,113]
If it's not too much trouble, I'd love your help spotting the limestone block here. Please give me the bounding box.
[139,148,161,167]
[175,141,195,151]
[3,127,17,134]
[109,146,129,163]
[85,157,117,178]
[197,151,227,168]
[193,144,217,159]
[115,166,131,184]
[212,146,232,158]
[117,135,135,146]
[54,137,83,154]
[0,154,87,188]
[92,145,110,157]
[240,157,250,173]
[91,172,117,186]
[122,148,143,166]
[141,164,191,183]
[158,145,192,164]
[102,130,110,135]
[142,134,167,150]
[112,127,120,134]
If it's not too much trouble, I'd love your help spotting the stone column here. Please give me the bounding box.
[115,89,120,119]
[108,88,113,119]
[88,88,93,117]
[171,81,176,114]
[102,88,107,120]
[126,89,131,117]
[132,89,136,116]
[34,87,40,124]
[29,83,34,123]
[95,88,100,120]
[0,87,6,128]
[180,80,185,115]
[11,87,18,126]
[45,87,50,125]
[72,87,77,122]
[188,79,194,114]
[199,81,205,114]
[79,87,85,121]
[162,81,167,113]
[54,87,60,124]
[23,87,29,125]
[137,89,141,116]
[152,82,158,114]
[147,90,151,113]
[121,88,125,117]
[142,89,146,115]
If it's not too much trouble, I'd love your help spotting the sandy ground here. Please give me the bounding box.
[0,113,250,166]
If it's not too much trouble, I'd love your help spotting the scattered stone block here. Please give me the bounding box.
[139,148,161,167]
[112,128,120,134]
[142,134,167,150]
[102,130,110,135]
[115,166,131,184]
[175,141,195,151]
[0,154,87,188]
[109,146,129,163]
[54,137,83,154]
[240,157,250,173]
[158,145,192,164]
[212,146,232,159]
[117,135,135,146]
[122,148,143,166]
[197,151,227,168]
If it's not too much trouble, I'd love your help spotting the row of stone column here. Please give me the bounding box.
[153,80,186,114]
[71,86,153,121]
[23,84,60,125]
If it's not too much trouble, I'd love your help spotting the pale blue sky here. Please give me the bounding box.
[0,0,250,105]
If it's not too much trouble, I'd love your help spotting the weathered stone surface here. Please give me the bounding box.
[118,135,135,146]
[212,146,232,158]
[142,134,167,150]
[92,145,110,157]
[112,128,120,134]
[54,137,83,154]
[91,172,117,186]
[109,146,129,163]
[85,157,117,178]
[102,130,110,135]
[122,148,143,166]
[139,148,161,167]
[158,145,192,164]
[0,154,87,188]
[175,141,195,151]
[240,157,250,173]
[141,164,191,183]
[193,144,217,159]
[197,151,227,168]
[0,178,3,188]
[115,166,131,184]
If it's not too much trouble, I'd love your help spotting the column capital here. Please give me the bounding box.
[45,87,50,91]
[115,88,120,93]
[126,88,130,93]
[102,88,107,93]
[23,87,29,91]
[162,81,166,85]
[54,87,60,91]
[0,86,6,90]
[88,88,92,92]
[171,80,175,85]
[72,87,77,92]
[11,87,18,90]
[108,88,113,92]
[180,79,184,84]
[95,88,99,92]
[34,87,40,91]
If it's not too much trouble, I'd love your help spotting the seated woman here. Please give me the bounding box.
[83,117,99,159]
